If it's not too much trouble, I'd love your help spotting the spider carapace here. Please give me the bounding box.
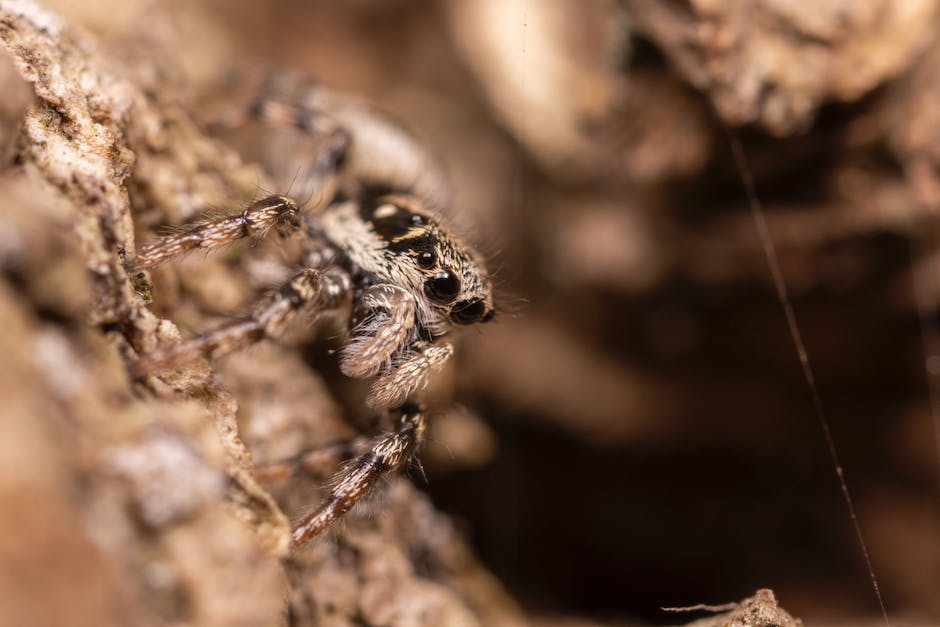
[129,77,496,549]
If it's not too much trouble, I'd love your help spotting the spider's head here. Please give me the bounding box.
[420,238,495,327]
[362,194,495,330]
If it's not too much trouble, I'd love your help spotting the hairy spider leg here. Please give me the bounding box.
[131,195,301,270]
[220,73,447,207]
[291,404,426,549]
[135,268,352,374]
[250,99,351,205]
[211,90,351,208]
[253,438,369,482]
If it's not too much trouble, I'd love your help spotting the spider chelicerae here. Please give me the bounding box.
[128,74,496,550]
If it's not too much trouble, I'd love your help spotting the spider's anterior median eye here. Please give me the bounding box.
[450,298,486,325]
[424,270,460,303]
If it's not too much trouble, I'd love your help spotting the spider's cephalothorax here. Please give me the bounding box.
[324,192,494,330]
[129,78,495,549]
[309,190,494,410]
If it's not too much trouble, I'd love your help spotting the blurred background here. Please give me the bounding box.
[3,0,940,625]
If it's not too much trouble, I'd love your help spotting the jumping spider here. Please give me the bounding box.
[129,76,495,549]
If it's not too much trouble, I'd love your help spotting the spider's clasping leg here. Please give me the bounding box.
[130,195,301,270]
[340,284,416,379]
[135,267,351,373]
[291,404,426,549]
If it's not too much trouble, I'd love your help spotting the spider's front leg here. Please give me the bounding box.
[135,267,352,373]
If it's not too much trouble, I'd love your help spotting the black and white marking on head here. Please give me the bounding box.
[327,193,495,329]
[362,197,429,241]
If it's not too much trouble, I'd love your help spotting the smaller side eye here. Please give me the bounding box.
[424,270,460,303]
[450,298,486,325]
[417,251,436,269]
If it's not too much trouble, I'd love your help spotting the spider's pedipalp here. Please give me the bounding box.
[367,342,453,409]
[340,284,415,379]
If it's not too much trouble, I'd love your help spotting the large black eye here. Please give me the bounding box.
[450,298,485,325]
[424,270,460,303]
